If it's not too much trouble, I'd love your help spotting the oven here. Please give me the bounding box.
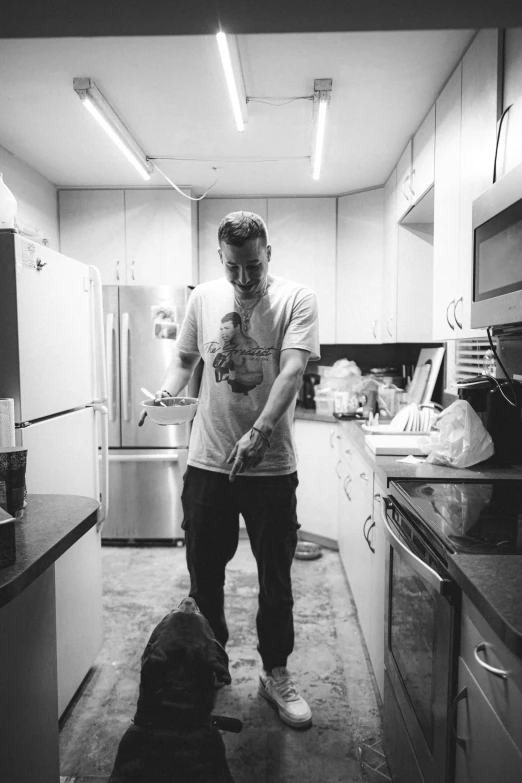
[381,495,460,783]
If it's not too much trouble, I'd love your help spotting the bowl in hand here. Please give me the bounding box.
[140,397,200,425]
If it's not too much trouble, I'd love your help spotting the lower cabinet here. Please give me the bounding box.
[293,418,340,544]
[454,657,522,783]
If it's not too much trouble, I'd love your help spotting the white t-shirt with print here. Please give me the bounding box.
[176,275,320,476]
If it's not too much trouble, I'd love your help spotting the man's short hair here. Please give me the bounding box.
[221,312,242,328]
[218,211,268,247]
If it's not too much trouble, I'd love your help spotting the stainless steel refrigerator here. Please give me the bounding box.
[102,285,196,542]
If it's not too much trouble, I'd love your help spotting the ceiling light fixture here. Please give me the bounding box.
[311,79,332,181]
[216,32,248,132]
[73,77,153,180]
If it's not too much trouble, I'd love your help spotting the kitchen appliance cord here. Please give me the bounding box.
[486,327,517,406]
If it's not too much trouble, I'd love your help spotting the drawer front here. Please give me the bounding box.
[460,595,522,754]
[455,657,522,783]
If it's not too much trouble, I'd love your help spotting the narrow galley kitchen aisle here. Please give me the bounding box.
[59,542,384,783]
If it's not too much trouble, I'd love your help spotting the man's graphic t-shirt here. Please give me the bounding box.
[176,275,320,476]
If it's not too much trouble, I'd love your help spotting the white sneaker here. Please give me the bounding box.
[258,666,312,728]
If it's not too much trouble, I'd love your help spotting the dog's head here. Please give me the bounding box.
[135,598,231,720]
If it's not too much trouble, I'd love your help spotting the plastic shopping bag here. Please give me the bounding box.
[426,400,495,468]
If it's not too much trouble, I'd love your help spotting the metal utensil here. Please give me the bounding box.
[140,387,167,406]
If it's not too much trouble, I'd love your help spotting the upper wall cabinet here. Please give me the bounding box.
[457,29,498,339]
[59,190,126,285]
[411,106,435,205]
[267,198,337,344]
[198,198,268,284]
[59,189,197,286]
[433,64,462,341]
[337,189,384,344]
[395,142,413,221]
[382,169,398,343]
[497,28,522,178]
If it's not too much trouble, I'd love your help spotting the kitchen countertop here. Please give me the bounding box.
[295,409,522,658]
[0,494,99,609]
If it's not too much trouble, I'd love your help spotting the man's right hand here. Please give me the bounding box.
[138,389,172,427]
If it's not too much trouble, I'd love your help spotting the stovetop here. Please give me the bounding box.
[390,480,522,556]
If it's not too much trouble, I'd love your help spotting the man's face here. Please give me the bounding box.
[220,321,237,343]
[219,238,271,299]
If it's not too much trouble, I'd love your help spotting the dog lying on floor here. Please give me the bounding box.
[108,597,240,783]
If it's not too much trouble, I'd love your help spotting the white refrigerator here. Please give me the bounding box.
[0,231,108,718]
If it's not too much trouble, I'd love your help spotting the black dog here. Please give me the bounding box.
[108,597,239,783]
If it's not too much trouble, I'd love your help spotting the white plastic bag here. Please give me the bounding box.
[426,400,494,468]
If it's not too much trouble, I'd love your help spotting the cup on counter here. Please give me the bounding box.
[334,391,359,415]
[0,447,28,520]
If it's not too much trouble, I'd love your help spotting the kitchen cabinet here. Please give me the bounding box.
[59,189,125,284]
[454,595,522,782]
[336,188,384,344]
[396,141,413,221]
[59,188,197,285]
[497,28,522,179]
[198,198,268,284]
[381,169,398,343]
[382,168,433,344]
[411,106,435,205]
[293,418,340,544]
[337,429,374,648]
[457,29,498,338]
[267,198,336,344]
[432,64,462,340]
[368,478,387,699]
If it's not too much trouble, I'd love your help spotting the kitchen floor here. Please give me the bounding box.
[59,539,386,783]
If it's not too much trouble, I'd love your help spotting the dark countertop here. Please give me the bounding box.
[0,495,99,609]
[295,409,522,658]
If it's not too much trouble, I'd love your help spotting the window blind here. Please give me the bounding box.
[454,337,492,382]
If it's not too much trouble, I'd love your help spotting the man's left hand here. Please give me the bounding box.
[227,428,269,482]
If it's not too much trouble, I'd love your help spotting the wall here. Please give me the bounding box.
[0,144,59,250]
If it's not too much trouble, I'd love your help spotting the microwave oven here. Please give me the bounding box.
[471,160,522,329]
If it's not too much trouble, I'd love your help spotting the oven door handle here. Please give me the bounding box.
[381,499,447,594]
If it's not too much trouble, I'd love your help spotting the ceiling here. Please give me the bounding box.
[0,31,475,196]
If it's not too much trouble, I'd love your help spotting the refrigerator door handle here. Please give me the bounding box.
[92,403,109,529]
[108,453,180,463]
[121,312,131,421]
[89,265,108,405]
[106,313,117,421]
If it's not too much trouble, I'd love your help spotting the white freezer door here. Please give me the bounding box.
[14,235,95,422]
[18,407,104,718]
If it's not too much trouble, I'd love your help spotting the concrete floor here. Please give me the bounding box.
[59,540,385,783]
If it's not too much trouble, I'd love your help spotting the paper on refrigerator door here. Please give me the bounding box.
[0,399,15,447]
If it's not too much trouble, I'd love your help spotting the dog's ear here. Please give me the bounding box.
[140,641,168,696]
[206,638,231,685]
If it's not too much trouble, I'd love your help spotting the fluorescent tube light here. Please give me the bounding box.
[216,32,248,132]
[73,78,153,180]
[311,79,332,181]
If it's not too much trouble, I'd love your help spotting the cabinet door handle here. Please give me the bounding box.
[474,642,509,679]
[374,493,382,502]
[363,514,372,540]
[446,298,456,330]
[450,686,468,749]
[386,317,394,337]
[330,430,341,449]
[116,259,120,282]
[454,296,463,330]
[131,259,136,281]
[335,459,343,479]
[360,472,369,481]
[344,448,352,456]
[343,476,352,500]
[372,320,377,339]
[402,174,410,201]
[366,520,376,553]
[409,168,416,197]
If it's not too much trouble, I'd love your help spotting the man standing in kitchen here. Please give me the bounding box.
[140,211,319,729]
